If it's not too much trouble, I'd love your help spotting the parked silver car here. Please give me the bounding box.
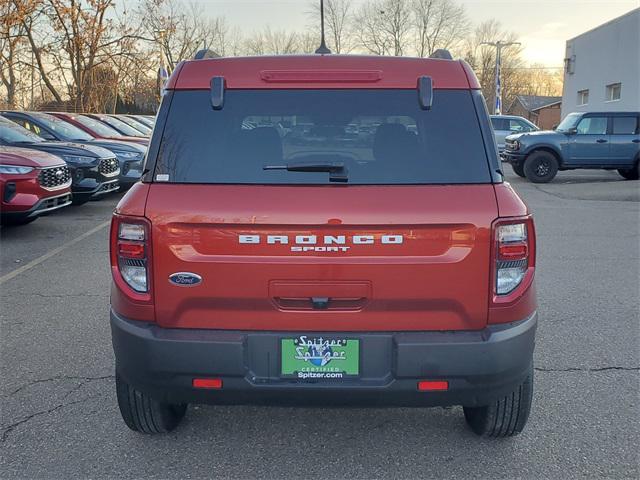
[490,115,539,156]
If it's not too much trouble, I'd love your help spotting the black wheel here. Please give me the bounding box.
[115,373,187,434]
[523,151,558,183]
[617,163,639,180]
[463,363,533,438]
[511,163,526,178]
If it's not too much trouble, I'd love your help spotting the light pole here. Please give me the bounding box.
[481,41,521,114]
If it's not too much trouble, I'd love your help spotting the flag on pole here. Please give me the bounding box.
[494,48,502,115]
[158,66,169,97]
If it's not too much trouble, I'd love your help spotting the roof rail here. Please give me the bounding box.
[429,49,453,60]
[193,49,220,60]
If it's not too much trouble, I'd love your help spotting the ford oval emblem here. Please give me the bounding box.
[169,272,202,286]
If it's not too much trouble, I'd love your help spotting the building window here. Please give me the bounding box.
[564,55,575,74]
[577,89,589,106]
[606,83,621,102]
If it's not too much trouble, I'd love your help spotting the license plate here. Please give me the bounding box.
[281,336,360,380]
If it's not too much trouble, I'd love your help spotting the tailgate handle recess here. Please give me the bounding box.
[311,297,330,309]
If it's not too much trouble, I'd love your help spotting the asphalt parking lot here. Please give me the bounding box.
[1,169,638,479]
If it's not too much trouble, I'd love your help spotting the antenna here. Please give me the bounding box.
[315,0,332,54]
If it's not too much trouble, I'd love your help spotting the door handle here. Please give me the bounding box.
[632,139,640,143]
[596,139,608,143]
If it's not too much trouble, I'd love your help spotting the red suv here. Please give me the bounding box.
[1,146,72,225]
[50,112,149,146]
[110,53,537,437]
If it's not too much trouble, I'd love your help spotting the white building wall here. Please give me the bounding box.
[561,8,639,118]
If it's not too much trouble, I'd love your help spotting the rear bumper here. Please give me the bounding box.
[111,310,537,407]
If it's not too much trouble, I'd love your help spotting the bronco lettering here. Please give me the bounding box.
[239,234,404,245]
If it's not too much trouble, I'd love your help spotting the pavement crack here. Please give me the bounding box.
[1,397,92,443]
[1,375,112,442]
[530,184,573,200]
[535,366,639,372]
[3,374,114,398]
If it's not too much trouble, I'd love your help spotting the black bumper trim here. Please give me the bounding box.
[1,192,72,220]
[503,152,526,165]
[111,310,537,407]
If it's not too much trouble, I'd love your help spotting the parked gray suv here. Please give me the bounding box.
[490,115,538,154]
[503,111,640,183]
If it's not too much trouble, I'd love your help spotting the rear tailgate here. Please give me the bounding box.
[146,184,497,331]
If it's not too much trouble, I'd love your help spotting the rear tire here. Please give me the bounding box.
[115,373,187,434]
[463,363,533,438]
[511,163,526,178]
[524,151,558,183]
[617,163,639,180]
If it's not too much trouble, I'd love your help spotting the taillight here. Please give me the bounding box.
[493,218,535,296]
[111,215,151,294]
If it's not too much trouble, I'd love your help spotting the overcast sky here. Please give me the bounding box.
[172,0,639,65]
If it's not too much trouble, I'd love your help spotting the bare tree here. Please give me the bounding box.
[100,7,152,113]
[382,0,412,56]
[352,1,391,55]
[12,0,64,104]
[514,64,563,97]
[412,0,469,57]
[353,0,412,56]
[47,0,116,111]
[298,31,318,54]
[11,0,120,110]
[245,26,300,55]
[136,0,206,70]
[308,0,353,53]
[0,1,24,108]
[207,17,243,57]
[3,0,560,116]
[135,1,244,66]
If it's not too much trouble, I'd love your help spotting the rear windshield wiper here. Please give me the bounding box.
[263,161,348,182]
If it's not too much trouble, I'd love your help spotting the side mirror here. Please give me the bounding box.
[567,127,577,135]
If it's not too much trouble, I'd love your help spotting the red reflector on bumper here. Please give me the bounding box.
[192,378,223,389]
[418,380,449,391]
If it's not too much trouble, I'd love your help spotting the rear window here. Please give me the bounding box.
[30,112,94,142]
[98,116,145,137]
[76,115,122,137]
[612,116,638,135]
[491,118,507,130]
[154,89,491,184]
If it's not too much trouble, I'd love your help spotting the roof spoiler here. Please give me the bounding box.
[194,49,220,60]
[429,49,453,60]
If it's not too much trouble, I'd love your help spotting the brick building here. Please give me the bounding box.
[506,95,562,129]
